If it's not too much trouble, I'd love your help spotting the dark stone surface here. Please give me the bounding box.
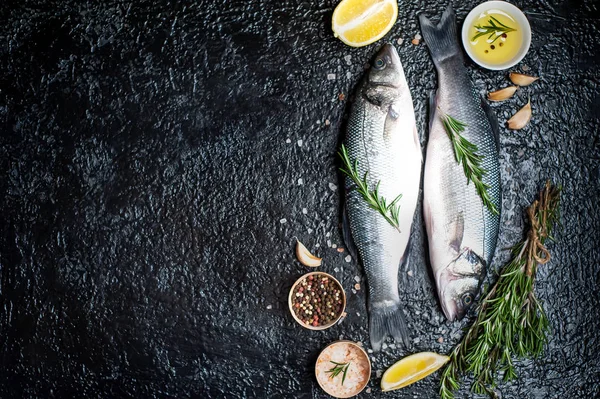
[1,0,599,397]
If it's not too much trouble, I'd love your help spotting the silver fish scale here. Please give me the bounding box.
[433,69,501,266]
[345,98,403,303]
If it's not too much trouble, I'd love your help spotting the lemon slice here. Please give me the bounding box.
[332,0,398,47]
[381,352,450,392]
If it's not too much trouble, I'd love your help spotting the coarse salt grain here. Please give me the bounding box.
[327,240,332,247]
[367,349,373,353]
[297,178,303,185]
[352,289,357,294]
[415,33,422,40]
[329,182,338,191]
[266,305,272,309]
[302,208,308,214]
[326,232,331,237]
[280,218,287,224]
[332,244,337,249]
[286,138,291,143]
[407,270,414,276]
[327,73,336,80]
[344,54,352,64]
[397,37,404,45]
[297,139,303,147]
[334,267,340,272]
[345,255,352,263]
[376,370,383,378]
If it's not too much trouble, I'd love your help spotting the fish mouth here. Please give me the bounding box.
[438,285,459,322]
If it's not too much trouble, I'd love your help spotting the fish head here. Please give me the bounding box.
[364,44,406,106]
[437,248,486,321]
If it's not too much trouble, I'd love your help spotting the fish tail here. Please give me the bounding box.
[418,5,462,67]
[369,301,409,351]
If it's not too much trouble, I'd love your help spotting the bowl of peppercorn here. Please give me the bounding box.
[288,272,346,330]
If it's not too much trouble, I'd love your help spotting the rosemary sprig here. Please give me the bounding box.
[339,144,402,232]
[439,110,499,215]
[440,181,561,399]
[326,361,351,385]
[472,15,517,43]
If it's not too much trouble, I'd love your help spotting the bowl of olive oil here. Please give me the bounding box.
[462,1,531,70]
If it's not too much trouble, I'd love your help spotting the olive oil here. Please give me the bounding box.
[469,9,522,66]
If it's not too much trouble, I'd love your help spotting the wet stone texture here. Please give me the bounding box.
[1,0,599,398]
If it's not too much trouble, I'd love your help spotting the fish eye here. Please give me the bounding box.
[462,293,474,306]
[374,58,386,70]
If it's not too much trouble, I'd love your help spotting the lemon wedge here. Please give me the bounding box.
[332,0,398,47]
[381,352,450,392]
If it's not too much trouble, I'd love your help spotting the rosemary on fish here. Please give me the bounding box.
[440,181,561,399]
[339,144,402,233]
[472,16,516,43]
[326,361,351,385]
[439,109,499,215]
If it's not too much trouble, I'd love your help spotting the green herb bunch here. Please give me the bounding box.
[440,181,561,399]
[339,144,402,232]
[472,16,517,43]
[439,110,499,215]
[326,361,351,385]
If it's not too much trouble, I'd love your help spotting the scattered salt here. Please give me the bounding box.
[286,138,291,143]
[297,139,303,147]
[388,344,396,349]
[327,240,332,247]
[329,182,338,191]
[307,228,313,233]
[352,289,357,294]
[302,208,308,214]
[382,343,388,350]
[339,335,344,340]
[344,54,352,65]
[297,178,304,185]
[327,73,336,80]
[367,349,373,354]
[326,232,331,237]
[522,64,530,71]
[334,267,340,272]
[366,388,372,394]
[280,218,287,224]
[354,276,360,282]
[415,33,422,40]
[438,337,444,343]
[266,305,272,310]
[357,312,361,317]
[345,255,352,263]
[407,270,414,277]
[332,244,337,249]
[397,37,404,45]
[376,370,383,378]
[315,243,320,248]
[414,337,421,344]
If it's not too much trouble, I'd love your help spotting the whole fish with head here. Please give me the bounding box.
[342,44,422,351]
[419,6,501,321]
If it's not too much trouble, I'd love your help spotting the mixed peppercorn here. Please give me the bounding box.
[292,274,344,327]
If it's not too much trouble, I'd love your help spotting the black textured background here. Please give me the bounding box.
[1,0,599,398]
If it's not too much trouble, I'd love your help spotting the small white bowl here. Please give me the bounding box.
[461,1,531,70]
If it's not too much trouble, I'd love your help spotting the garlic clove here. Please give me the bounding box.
[509,72,539,86]
[507,99,532,130]
[488,86,518,102]
[296,240,322,267]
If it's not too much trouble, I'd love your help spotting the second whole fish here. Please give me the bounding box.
[419,6,501,321]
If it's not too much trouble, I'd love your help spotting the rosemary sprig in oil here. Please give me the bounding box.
[326,361,351,385]
[440,181,561,399]
[472,16,516,43]
[339,144,402,232]
[439,110,499,215]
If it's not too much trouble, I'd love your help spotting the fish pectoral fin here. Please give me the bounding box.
[341,205,359,261]
[449,212,465,253]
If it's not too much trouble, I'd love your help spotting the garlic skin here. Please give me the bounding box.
[507,99,532,130]
[488,86,518,101]
[509,72,539,86]
[296,240,322,267]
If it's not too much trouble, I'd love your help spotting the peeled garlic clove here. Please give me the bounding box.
[509,72,539,86]
[488,86,518,102]
[507,99,532,130]
[296,240,322,267]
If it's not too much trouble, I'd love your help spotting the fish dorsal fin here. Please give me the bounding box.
[481,97,501,152]
[449,212,465,253]
[342,205,359,261]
